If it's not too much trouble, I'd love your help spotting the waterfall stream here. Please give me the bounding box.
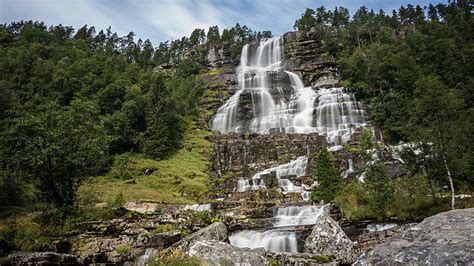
[229,205,328,253]
[211,36,367,144]
[234,156,311,200]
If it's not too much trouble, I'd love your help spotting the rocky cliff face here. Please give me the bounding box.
[283,30,338,86]
[209,133,327,181]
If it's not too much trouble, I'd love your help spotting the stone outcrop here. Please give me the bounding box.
[8,252,79,265]
[206,46,233,69]
[160,222,227,258]
[283,30,338,86]
[187,240,270,266]
[357,208,474,265]
[209,133,327,191]
[304,214,356,264]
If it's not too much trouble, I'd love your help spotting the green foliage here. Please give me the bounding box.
[192,210,211,223]
[364,163,394,219]
[79,127,213,204]
[12,217,45,252]
[358,128,376,153]
[311,147,341,203]
[294,8,317,31]
[334,168,460,221]
[115,244,132,254]
[151,224,177,234]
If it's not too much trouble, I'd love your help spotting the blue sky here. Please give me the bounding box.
[1,0,446,45]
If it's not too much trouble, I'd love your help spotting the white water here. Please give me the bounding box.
[229,230,298,253]
[135,248,158,266]
[341,159,356,178]
[235,156,310,200]
[274,205,328,227]
[211,36,367,144]
[366,223,398,232]
[229,204,328,253]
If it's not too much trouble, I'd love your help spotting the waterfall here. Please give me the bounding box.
[274,205,328,227]
[234,156,310,200]
[366,223,398,232]
[341,159,356,178]
[211,36,367,144]
[229,230,297,253]
[229,204,328,253]
[135,248,158,266]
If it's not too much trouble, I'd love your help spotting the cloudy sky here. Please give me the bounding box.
[1,0,445,44]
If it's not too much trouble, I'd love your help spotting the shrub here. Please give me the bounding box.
[116,244,132,254]
[151,224,177,234]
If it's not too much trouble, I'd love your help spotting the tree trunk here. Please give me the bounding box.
[436,128,455,209]
[441,152,455,209]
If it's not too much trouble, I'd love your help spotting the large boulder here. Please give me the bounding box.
[304,214,356,264]
[187,240,270,265]
[358,208,474,265]
[8,252,79,265]
[161,222,227,257]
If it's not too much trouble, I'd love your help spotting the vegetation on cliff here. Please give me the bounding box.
[295,0,472,214]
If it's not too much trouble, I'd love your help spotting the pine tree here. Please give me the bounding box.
[311,147,341,203]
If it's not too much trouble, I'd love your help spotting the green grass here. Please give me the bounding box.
[200,68,222,77]
[78,127,213,205]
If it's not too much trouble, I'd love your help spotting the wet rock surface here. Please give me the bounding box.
[357,208,474,265]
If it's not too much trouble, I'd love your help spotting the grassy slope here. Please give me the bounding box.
[78,126,213,204]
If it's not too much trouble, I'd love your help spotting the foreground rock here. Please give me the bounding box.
[8,252,78,265]
[160,222,227,258]
[304,214,356,264]
[358,208,474,265]
[187,240,270,265]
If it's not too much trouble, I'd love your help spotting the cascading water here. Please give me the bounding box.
[229,204,328,253]
[274,205,328,227]
[235,156,310,200]
[211,36,367,144]
[229,230,298,253]
[341,159,356,178]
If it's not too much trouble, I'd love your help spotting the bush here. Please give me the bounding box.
[151,224,177,234]
[116,244,132,254]
[110,153,136,180]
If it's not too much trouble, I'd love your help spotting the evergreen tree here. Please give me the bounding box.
[311,147,341,203]
[294,8,316,30]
